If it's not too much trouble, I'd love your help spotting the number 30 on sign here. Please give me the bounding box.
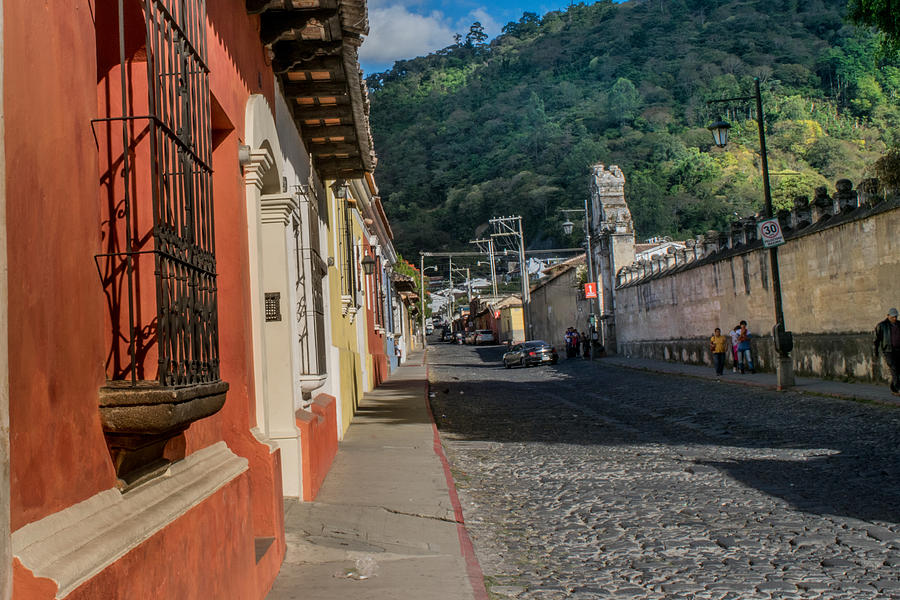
[757,218,785,248]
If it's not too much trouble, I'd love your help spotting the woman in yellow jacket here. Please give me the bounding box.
[709,328,729,378]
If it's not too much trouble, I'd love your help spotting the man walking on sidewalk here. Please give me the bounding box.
[874,307,900,396]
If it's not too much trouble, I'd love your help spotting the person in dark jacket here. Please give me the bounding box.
[874,307,900,395]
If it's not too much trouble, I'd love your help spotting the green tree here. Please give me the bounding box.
[847,0,900,53]
[608,77,641,125]
[465,22,489,47]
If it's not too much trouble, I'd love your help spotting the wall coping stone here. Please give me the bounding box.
[617,195,899,289]
[12,442,247,598]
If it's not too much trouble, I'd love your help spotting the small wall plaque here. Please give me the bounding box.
[265,292,281,322]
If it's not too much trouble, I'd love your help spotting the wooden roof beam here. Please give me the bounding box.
[247,0,339,15]
[314,157,366,174]
[300,124,357,138]
[291,106,352,121]
[306,142,361,155]
[283,81,349,97]
[271,40,345,73]
[282,55,344,74]
[260,10,341,45]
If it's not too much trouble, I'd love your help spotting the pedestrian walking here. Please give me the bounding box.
[874,307,900,396]
[580,331,590,359]
[729,325,741,373]
[564,327,574,358]
[737,321,754,374]
[709,327,728,378]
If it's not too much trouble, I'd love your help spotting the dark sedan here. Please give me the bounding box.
[502,340,559,368]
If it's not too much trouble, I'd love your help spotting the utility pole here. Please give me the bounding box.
[490,216,530,338]
[448,255,453,326]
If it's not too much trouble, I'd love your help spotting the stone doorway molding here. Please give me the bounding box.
[243,95,286,441]
[244,94,311,497]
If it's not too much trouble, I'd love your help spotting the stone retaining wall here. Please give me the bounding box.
[614,185,899,384]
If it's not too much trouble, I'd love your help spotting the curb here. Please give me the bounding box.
[423,350,490,600]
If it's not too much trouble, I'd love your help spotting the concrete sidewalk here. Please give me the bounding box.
[599,354,900,406]
[267,351,485,600]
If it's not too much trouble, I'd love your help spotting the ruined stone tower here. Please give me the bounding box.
[590,164,635,353]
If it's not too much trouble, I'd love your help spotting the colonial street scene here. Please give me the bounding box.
[2,0,900,599]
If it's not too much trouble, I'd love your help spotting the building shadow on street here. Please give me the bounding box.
[428,344,900,525]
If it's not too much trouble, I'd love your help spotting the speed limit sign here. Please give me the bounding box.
[757,218,785,248]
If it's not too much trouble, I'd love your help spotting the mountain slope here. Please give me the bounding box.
[368,0,900,255]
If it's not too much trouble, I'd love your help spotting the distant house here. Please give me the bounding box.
[526,254,592,349]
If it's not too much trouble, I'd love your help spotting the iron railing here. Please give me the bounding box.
[100,0,220,387]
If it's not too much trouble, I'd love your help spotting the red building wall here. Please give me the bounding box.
[364,240,390,385]
[6,0,285,597]
[6,0,116,532]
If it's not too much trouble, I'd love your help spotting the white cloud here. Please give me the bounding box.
[360,5,456,71]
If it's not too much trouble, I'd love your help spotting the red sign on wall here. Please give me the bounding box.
[584,282,598,299]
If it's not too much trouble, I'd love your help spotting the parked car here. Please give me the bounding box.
[474,329,495,345]
[502,340,558,368]
[425,323,434,334]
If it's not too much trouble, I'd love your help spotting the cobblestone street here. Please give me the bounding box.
[428,340,900,600]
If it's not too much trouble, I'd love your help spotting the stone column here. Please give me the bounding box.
[835,179,858,212]
[791,196,811,229]
[812,186,834,222]
[243,149,275,435]
[259,193,304,497]
[590,164,634,353]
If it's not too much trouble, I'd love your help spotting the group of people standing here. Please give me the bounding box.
[709,321,754,379]
[564,327,589,359]
[705,308,900,396]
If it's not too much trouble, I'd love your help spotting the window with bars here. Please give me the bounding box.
[99,0,221,387]
[341,200,358,301]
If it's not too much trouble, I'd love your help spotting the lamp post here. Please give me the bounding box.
[419,255,438,347]
[361,254,375,276]
[476,260,497,298]
[560,199,599,346]
[707,77,794,389]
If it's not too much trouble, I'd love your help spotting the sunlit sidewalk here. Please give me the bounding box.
[267,351,486,600]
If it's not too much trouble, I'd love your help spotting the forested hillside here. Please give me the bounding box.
[367,0,900,255]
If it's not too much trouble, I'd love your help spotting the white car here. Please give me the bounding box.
[474,329,495,345]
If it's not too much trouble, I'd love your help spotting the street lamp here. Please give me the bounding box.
[361,254,375,276]
[707,119,731,148]
[706,77,794,389]
[560,203,599,351]
[330,179,349,199]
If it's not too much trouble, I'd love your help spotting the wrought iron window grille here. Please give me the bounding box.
[95,0,221,388]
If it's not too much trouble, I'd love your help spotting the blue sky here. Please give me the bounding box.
[359,0,596,74]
